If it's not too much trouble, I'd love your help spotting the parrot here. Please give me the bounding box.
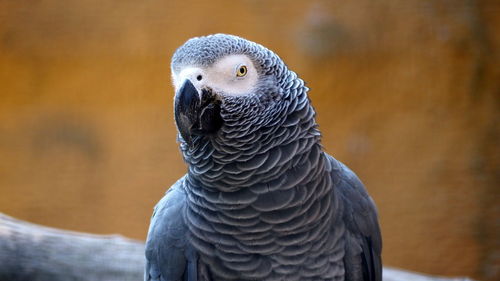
[145,34,382,281]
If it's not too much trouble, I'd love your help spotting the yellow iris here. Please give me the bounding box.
[236,65,247,77]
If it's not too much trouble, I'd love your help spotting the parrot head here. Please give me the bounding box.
[171,34,301,147]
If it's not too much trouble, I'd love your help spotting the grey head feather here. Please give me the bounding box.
[172,34,282,77]
[172,34,307,134]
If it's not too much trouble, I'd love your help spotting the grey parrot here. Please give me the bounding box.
[145,34,382,281]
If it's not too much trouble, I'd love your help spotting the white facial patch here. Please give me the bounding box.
[172,54,259,96]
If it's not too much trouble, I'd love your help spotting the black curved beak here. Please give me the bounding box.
[174,79,223,146]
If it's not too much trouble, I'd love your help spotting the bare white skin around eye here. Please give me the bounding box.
[172,54,258,96]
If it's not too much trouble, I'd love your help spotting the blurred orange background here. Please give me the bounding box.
[0,0,498,280]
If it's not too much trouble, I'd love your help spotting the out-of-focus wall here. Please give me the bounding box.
[0,0,498,280]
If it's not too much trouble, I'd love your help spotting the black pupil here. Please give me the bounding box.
[196,75,202,81]
[240,67,245,74]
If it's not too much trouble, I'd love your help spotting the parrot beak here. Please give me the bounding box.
[174,79,223,146]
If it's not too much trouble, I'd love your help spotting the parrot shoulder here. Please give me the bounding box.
[327,155,382,281]
[145,176,197,281]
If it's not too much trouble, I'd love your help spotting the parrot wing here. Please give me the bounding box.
[144,177,197,281]
[328,155,382,281]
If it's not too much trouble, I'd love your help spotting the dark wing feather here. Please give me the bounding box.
[328,155,382,281]
[145,177,197,281]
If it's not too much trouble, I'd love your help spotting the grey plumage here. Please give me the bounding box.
[145,34,382,281]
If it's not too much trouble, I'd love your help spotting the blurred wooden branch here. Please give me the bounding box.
[0,213,475,281]
[0,213,144,281]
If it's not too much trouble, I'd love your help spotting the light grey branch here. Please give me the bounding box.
[0,213,475,281]
[0,213,144,281]
[383,267,475,281]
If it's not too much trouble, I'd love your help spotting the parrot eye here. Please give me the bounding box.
[236,65,247,77]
